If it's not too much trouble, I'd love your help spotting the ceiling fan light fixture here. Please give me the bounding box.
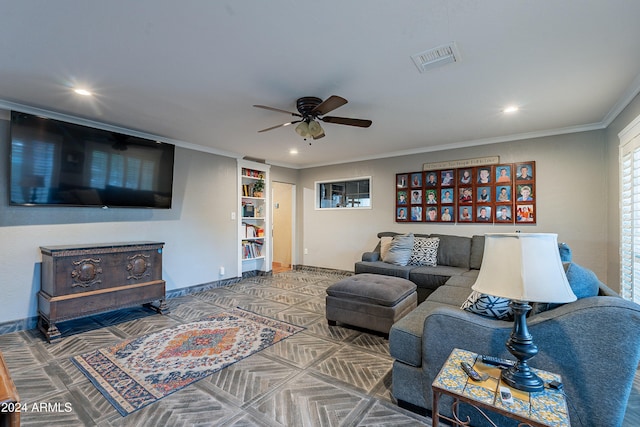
[254,95,371,140]
[308,120,323,137]
[295,121,310,137]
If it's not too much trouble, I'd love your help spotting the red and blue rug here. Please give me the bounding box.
[71,308,303,416]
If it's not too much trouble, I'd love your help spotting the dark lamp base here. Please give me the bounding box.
[501,365,544,392]
[503,300,545,393]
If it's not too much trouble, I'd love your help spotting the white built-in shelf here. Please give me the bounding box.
[238,160,270,275]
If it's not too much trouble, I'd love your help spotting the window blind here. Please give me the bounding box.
[620,116,640,304]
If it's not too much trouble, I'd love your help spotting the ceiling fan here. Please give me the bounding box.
[253,95,372,140]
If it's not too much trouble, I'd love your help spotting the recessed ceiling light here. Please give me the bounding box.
[503,105,519,114]
[73,88,92,96]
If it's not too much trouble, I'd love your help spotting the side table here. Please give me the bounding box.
[432,348,570,427]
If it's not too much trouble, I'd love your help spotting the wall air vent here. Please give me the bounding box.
[411,42,460,73]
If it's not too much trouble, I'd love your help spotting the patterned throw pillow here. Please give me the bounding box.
[461,291,513,320]
[408,237,440,266]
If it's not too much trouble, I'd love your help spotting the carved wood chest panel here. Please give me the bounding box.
[38,241,166,341]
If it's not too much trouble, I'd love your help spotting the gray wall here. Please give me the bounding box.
[3,91,640,326]
[0,116,239,324]
[298,130,609,281]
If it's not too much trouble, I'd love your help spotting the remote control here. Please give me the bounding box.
[480,355,516,369]
[460,362,487,382]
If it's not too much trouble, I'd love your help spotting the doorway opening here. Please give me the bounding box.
[272,181,295,273]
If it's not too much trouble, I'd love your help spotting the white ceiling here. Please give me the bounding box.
[1,1,640,168]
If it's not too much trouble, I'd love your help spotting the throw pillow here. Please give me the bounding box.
[380,236,393,260]
[382,233,414,266]
[532,262,602,314]
[564,262,601,299]
[558,242,572,262]
[408,237,440,266]
[461,291,513,320]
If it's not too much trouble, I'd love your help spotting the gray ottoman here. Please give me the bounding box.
[326,273,417,336]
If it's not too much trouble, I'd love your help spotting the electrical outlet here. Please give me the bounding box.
[304,248,308,255]
[231,212,236,220]
[219,266,225,275]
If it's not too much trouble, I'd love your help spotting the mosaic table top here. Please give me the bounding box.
[432,348,570,427]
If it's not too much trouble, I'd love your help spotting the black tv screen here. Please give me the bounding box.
[9,111,175,208]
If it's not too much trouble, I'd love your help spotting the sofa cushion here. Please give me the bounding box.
[408,265,468,292]
[326,274,416,307]
[382,233,414,266]
[469,235,485,270]
[430,234,471,268]
[354,261,413,279]
[389,284,469,367]
[409,265,469,278]
[461,291,513,320]
[462,269,480,278]
[442,275,476,289]
[428,283,475,306]
[390,299,449,367]
[408,237,440,266]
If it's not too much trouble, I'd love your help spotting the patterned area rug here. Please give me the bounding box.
[71,308,303,416]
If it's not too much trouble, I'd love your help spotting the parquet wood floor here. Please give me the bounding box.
[0,269,637,426]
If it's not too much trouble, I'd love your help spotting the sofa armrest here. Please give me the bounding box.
[598,281,620,297]
[362,251,380,262]
[421,296,640,427]
[422,306,512,372]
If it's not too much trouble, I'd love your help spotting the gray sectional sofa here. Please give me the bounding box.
[354,232,640,426]
[355,232,485,303]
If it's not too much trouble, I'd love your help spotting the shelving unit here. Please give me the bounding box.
[238,159,271,276]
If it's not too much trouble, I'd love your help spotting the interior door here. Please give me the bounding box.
[272,181,294,272]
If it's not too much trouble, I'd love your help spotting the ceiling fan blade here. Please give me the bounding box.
[321,116,372,128]
[312,95,348,116]
[257,120,301,133]
[253,105,302,117]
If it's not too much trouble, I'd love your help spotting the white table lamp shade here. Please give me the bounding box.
[472,233,577,303]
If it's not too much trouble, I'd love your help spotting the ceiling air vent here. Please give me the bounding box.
[411,42,460,73]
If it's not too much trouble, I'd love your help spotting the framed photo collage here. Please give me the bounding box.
[395,161,535,224]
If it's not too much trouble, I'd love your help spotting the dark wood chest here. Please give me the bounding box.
[38,241,167,341]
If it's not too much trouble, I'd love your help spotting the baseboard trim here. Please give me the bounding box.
[293,265,354,276]
[0,316,39,336]
[165,276,245,299]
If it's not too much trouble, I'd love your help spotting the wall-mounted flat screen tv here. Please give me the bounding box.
[9,111,175,208]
